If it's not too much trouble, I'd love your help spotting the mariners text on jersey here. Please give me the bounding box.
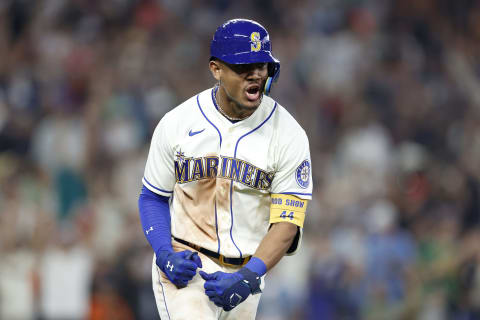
[174,154,274,190]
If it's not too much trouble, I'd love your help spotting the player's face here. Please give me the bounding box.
[211,60,269,113]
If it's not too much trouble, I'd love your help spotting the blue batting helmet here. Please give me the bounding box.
[210,19,280,95]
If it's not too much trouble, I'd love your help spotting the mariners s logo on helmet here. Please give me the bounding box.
[295,160,310,189]
[250,32,261,52]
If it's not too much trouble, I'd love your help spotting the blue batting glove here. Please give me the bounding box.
[156,249,202,288]
[199,268,261,311]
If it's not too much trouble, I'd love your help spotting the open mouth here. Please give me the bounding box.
[245,85,261,101]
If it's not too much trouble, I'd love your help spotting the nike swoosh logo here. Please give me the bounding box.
[189,129,205,136]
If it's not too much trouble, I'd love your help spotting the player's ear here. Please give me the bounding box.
[209,60,221,81]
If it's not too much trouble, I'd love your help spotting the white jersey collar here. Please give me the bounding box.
[199,87,276,130]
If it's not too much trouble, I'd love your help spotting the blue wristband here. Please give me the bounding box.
[244,257,267,277]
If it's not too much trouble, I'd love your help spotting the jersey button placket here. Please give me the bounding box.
[226,127,234,149]
[222,127,235,152]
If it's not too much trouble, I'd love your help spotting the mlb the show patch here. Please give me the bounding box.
[270,193,308,227]
[295,159,310,189]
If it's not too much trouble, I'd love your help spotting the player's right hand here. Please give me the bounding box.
[156,250,202,288]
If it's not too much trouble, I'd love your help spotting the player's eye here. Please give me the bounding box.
[252,63,268,72]
[225,62,268,74]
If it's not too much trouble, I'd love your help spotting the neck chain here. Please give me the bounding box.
[213,86,247,121]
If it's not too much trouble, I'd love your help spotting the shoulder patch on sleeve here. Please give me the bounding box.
[295,159,311,189]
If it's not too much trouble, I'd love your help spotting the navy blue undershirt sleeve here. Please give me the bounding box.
[138,185,173,254]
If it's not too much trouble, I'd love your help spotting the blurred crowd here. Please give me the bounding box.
[0,0,479,319]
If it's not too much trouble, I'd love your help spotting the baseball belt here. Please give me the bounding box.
[172,236,251,267]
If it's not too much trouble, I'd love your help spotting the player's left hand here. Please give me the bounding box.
[199,268,261,311]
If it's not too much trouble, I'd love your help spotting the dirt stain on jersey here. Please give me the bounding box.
[175,177,217,241]
[215,177,231,210]
[173,153,239,252]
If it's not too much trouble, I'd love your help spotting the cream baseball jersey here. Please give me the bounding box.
[142,87,312,259]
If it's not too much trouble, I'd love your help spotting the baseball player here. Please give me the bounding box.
[138,18,313,319]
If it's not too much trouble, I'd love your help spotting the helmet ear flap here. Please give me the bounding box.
[263,77,273,96]
[267,63,276,78]
[264,62,280,95]
[268,62,280,81]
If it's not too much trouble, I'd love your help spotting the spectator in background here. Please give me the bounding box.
[38,222,93,320]
[363,200,416,319]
